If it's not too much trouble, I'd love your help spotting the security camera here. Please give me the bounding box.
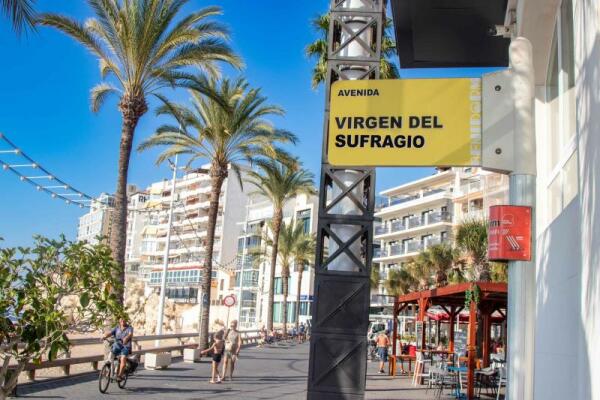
[487,25,512,38]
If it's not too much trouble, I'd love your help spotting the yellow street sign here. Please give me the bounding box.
[328,79,482,167]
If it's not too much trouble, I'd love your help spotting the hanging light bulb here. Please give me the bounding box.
[19,176,25,181]
[36,185,41,191]
[32,163,38,169]
[79,204,84,209]
[66,200,71,205]
[2,164,7,170]
[51,193,57,199]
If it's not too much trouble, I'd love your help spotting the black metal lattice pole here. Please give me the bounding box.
[307,1,384,399]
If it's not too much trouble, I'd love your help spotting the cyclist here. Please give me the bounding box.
[102,316,133,381]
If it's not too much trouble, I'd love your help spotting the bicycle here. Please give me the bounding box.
[98,339,139,393]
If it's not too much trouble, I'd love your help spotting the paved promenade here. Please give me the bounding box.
[16,342,461,400]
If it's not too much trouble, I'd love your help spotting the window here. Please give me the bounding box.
[287,302,296,323]
[543,0,578,227]
[274,277,283,294]
[296,209,311,234]
[299,301,311,316]
[273,302,283,323]
[441,231,448,242]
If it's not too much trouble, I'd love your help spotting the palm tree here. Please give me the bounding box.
[2,0,35,34]
[290,227,315,331]
[370,263,381,290]
[490,261,508,283]
[426,244,456,287]
[269,221,298,336]
[306,13,399,89]
[38,0,242,302]
[406,254,433,290]
[455,219,490,281]
[385,267,416,297]
[246,159,316,332]
[138,77,296,350]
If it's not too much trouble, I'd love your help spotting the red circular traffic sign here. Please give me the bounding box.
[222,295,236,307]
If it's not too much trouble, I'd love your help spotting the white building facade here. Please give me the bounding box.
[508,0,600,398]
[372,167,509,310]
[372,169,455,308]
[124,191,149,279]
[226,193,319,329]
[138,166,247,318]
[76,193,115,245]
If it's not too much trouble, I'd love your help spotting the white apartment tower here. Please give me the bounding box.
[372,168,509,310]
[76,192,115,245]
[223,193,318,329]
[124,191,149,279]
[140,166,247,309]
[372,169,455,308]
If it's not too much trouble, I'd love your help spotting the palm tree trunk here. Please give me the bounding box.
[266,208,283,332]
[198,161,227,350]
[295,263,304,331]
[282,267,289,338]
[110,94,147,304]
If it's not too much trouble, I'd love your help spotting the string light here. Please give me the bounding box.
[0,132,181,215]
[0,133,97,209]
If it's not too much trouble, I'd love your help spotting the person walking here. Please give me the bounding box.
[376,330,390,374]
[222,320,242,381]
[201,329,224,384]
[298,323,306,344]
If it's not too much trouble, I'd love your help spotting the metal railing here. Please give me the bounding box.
[8,330,262,382]
[373,237,449,259]
[375,212,451,236]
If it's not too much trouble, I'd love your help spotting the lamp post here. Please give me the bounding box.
[156,154,178,345]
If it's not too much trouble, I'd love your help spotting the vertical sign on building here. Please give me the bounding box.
[488,205,532,261]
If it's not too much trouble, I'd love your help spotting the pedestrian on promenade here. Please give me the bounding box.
[298,323,306,344]
[258,325,269,347]
[222,320,242,381]
[201,329,224,384]
[376,330,390,374]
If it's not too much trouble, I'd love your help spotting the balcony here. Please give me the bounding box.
[373,237,449,260]
[374,212,451,237]
[456,180,483,197]
[376,189,453,215]
[370,294,395,305]
[241,299,257,308]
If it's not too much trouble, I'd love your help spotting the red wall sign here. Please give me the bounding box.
[488,205,532,261]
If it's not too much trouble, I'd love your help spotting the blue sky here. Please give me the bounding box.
[0,1,499,247]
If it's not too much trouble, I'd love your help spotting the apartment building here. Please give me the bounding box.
[226,193,318,329]
[453,167,509,223]
[124,191,149,279]
[139,165,247,311]
[372,169,455,309]
[372,168,509,311]
[76,192,115,245]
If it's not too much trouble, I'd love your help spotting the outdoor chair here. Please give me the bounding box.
[476,367,498,397]
[495,366,507,400]
[412,351,432,387]
[427,366,455,399]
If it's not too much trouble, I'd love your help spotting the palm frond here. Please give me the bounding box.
[3,0,36,34]
[90,83,119,112]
